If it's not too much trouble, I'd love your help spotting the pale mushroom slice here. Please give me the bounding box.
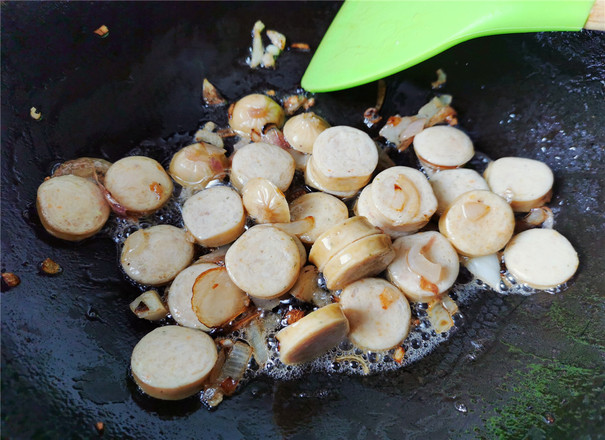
[282,112,330,154]
[303,156,359,198]
[503,229,578,289]
[242,177,290,224]
[292,235,308,265]
[36,175,110,241]
[369,166,438,233]
[276,303,349,365]
[339,278,411,351]
[413,125,474,170]
[439,190,515,257]
[322,233,395,291]
[131,326,218,400]
[167,263,219,331]
[182,186,246,247]
[355,185,416,238]
[289,192,349,244]
[51,157,112,182]
[269,217,314,238]
[310,126,378,192]
[230,142,295,192]
[120,225,194,286]
[104,156,173,215]
[225,225,301,299]
[228,93,285,137]
[255,223,308,264]
[429,168,490,215]
[305,156,372,193]
[483,157,554,212]
[195,245,230,266]
[191,267,250,328]
[386,231,460,302]
[309,216,381,271]
[168,142,228,189]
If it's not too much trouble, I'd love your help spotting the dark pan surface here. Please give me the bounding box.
[2,2,604,439]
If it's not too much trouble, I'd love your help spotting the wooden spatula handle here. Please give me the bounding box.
[585,0,605,30]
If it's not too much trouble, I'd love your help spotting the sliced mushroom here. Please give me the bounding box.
[386,231,460,302]
[484,157,554,212]
[191,267,250,328]
[429,168,490,215]
[225,225,301,299]
[303,157,359,199]
[322,233,395,291]
[229,94,285,137]
[195,246,230,266]
[354,185,411,239]
[309,216,381,271]
[282,112,330,153]
[292,234,308,266]
[242,177,290,224]
[51,157,112,183]
[167,263,218,331]
[355,166,437,237]
[230,142,295,192]
[503,229,578,289]
[182,186,245,247]
[36,175,110,241]
[276,303,349,365]
[168,142,228,189]
[310,126,378,192]
[120,225,194,286]
[413,125,474,171]
[104,156,173,215]
[339,278,411,351]
[131,326,217,400]
[269,217,314,237]
[439,190,515,257]
[290,193,349,244]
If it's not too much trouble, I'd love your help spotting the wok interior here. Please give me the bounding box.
[1,2,604,438]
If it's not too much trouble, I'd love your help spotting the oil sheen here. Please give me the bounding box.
[105,130,561,391]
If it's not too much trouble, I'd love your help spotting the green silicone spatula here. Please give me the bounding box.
[302,0,604,92]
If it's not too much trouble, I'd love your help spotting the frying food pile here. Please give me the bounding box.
[35,80,579,407]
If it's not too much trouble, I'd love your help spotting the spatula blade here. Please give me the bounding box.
[301,0,594,93]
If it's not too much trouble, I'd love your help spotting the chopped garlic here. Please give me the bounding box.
[30,107,42,120]
[194,122,224,149]
[202,79,226,106]
[266,30,286,50]
[94,25,109,38]
[129,290,168,321]
[431,68,447,89]
[248,20,265,68]
[248,21,287,69]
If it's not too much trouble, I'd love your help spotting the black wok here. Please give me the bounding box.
[2,2,604,439]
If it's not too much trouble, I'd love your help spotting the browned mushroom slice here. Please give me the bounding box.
[36,175,110,241]
[104,156,173,215]
[276,303,349,365]
[191,267,250,328]
[484,157,554,212]
[131,326,217,400]
[339,278,411,351]
[230,142,295,192]
[225,225,301,299]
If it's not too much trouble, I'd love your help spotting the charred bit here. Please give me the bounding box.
[40,258,62,275]
[1,272,21,290]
